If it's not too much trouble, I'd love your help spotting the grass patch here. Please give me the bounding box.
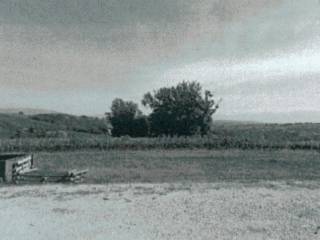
[32,149,320,183]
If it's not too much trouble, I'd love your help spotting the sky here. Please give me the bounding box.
[0,0,320,121]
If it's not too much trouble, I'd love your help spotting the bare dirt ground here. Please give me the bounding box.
[1,182,320,240]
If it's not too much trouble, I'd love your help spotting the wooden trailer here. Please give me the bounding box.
[0,154,34,183]
[0,153,88,184]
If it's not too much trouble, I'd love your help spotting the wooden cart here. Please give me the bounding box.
[0,153,87,184]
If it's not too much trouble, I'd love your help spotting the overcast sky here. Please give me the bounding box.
[1,0,320,120]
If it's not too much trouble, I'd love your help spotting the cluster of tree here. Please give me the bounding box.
[107,81,220,137]
[106,99,149,137]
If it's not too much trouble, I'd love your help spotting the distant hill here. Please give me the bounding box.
[0,108,59,115]
[212,120,259,126]
[214,111,320,123]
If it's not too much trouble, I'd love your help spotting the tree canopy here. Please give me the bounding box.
[142,81,220,136]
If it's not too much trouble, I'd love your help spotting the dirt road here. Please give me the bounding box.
[0,182,319,240]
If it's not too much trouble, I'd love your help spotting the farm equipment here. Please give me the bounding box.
[0,153,88,184]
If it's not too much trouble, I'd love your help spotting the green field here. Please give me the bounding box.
[1,113,320,185]
[32,149,320,183]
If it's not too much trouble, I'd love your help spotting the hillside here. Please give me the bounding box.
[0,113,110,138]
[0,113,54,138]
[30,114,111,135]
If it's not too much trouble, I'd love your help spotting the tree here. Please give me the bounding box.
[108,98,149,137]
[142,81,220,136]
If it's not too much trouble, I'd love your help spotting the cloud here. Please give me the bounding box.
[0,0,320,115]
[163,46,320,86]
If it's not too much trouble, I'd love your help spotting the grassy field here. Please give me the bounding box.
[32,149,320,183]
[2,115,320,184]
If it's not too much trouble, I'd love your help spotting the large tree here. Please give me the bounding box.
[108,98,148,137]
[142,81,220,136]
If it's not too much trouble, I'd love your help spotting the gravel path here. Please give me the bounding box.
[0,182,320,240]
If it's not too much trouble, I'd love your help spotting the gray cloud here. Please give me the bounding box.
[0,0,320,116]
[217,73,320,96]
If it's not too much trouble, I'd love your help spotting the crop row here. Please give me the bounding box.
[0,136,320,152]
